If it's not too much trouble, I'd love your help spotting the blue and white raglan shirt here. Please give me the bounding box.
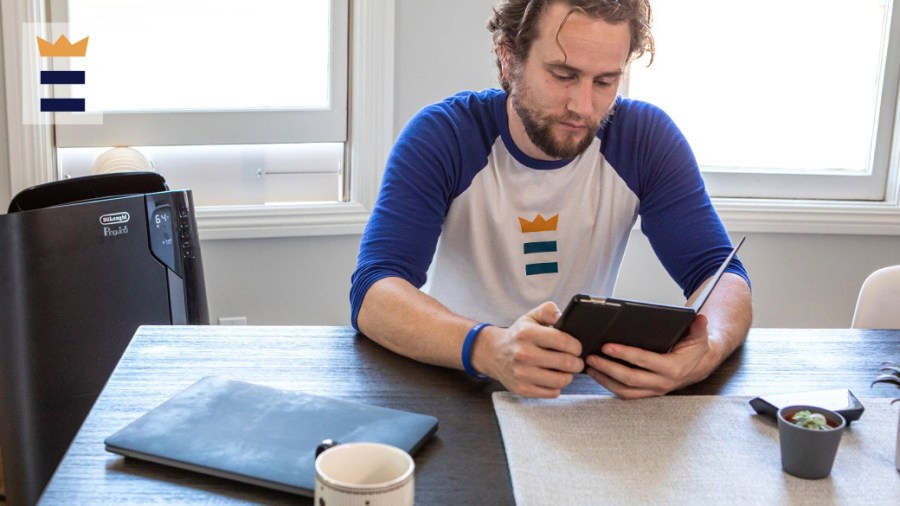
[350,88,749,330]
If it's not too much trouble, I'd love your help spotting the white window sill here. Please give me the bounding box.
[195,201,371,240]
[714,197,900,236]
[194,195,900,241]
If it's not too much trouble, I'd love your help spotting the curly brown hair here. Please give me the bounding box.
[487,0,654,92]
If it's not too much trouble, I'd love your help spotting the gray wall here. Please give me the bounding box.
[394,1,498,132]
[615,232,900,328]
[3,0,899,328]
[200,234,360,325]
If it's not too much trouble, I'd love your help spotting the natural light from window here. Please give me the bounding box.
[627,0,888,175]
[66,0,332,112]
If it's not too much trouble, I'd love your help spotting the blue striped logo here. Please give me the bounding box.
[525,262,559,276]
[523,241,557,254]
[523,240,558,276]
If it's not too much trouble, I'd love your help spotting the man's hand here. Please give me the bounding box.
[583,314,717,399]
[472,302,584,398]
[585,272,752,399]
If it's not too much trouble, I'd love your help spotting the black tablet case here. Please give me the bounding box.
[749,389,865,424]
[556,237,745,361]
[104,376,439,497]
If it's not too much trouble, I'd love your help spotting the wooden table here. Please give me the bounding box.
[38,327,900,505]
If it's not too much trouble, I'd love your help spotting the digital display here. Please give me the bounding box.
[154,208,170,225]
[149,203,177,271]
[146,196,188,276]
[153,207,173,246]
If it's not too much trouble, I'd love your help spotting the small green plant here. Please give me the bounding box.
[790,410,832,430]
[871,361,900,404]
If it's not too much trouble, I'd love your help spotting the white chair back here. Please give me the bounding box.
[851,265,900,329]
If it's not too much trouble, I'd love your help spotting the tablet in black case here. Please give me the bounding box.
[555,237,745,363]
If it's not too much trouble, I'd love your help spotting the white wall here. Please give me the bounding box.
[2,0,899,329]
[0,17,10,209]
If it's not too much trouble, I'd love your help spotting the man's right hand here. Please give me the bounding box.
[471,302,584,398]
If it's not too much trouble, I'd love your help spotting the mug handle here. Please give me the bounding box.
[315,438,340,458]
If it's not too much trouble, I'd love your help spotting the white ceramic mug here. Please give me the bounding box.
[314,442,415,506]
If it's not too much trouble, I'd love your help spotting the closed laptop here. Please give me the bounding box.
[104,376,439,497]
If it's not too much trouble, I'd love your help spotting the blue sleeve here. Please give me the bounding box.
[349,92,498,330]
[603,99,750,297]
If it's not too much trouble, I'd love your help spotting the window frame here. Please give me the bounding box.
[710,0,900,235]
[1,0,394,239]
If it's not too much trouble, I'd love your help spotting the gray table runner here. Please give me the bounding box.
[493,393,899,505]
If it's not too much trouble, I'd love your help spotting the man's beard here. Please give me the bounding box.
[510,78,613,160]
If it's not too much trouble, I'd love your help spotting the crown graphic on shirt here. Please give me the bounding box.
[36,35,89,57]
[519,213,559,233]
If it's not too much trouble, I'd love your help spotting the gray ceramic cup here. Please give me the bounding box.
[777,405,846,479]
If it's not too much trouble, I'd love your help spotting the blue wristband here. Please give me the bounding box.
[461,322,492,379]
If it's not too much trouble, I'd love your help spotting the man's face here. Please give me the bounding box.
[506,3,632,160]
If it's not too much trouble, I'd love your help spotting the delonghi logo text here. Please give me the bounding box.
[99,212,130,226]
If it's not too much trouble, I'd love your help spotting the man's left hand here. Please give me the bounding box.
[583,314,718,398]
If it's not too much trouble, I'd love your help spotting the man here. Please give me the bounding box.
[350,0,752,399]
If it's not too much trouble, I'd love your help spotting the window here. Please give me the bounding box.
[52,0,346,207]
[2,0,394,238]
[626,0,899,202]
